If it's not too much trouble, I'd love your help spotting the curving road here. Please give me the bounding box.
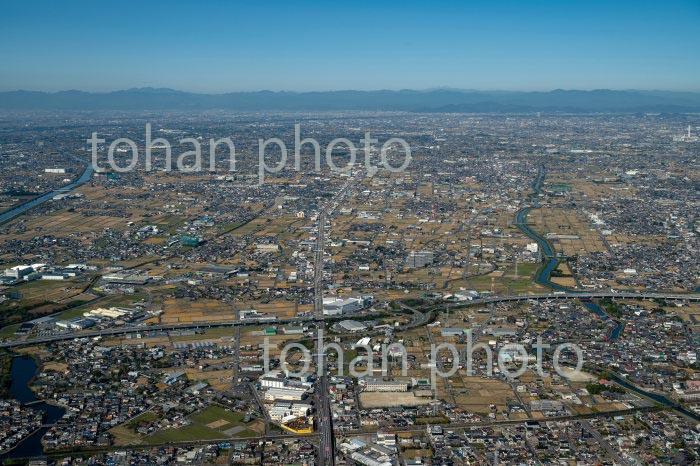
[3,291,698,349]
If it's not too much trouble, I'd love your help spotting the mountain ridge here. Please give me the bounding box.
[1,88,700,112]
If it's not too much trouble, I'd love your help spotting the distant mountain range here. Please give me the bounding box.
[1,88,700,113]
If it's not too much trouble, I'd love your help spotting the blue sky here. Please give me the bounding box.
[0,0,698,92]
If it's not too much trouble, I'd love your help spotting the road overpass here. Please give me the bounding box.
[2,291,699,349]
[455,291,700,305]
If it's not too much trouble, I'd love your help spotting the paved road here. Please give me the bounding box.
[395,302,430,330]
[314,211,326,319]
[448,291,700,305]
[6,430,317,463]
[424,324,457,406]
[580,419,634,465]
[3,291,699,348]
[231,325,241,386]
[316,375,335,466]
[249,382,271,435]
[313,177,354,319]
[309,177,350,465]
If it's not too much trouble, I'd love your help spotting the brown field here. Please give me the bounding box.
[527,208,608,258]
[359,392,433,408]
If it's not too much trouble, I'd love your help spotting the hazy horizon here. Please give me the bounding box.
[1,0,698,93]
[3,87,700,94]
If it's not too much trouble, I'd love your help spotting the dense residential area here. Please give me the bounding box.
[0,110,697,465]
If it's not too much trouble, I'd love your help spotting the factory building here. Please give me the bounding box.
[358,377,409,392]
[4,264,44,280]
[264,387,308,402]
[337,320,368,333]
[55,318,96,330]
[268,402,312,421]
[322,295,373,316]
[440,328,467,337]
[404,250,434,268]
[260,372,287,389]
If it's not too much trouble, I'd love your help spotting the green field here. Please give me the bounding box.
[109,410,162,445]
[190,406,244,424]
[127,411,159,427]
[144,406,256,444]
[0,324,20,338]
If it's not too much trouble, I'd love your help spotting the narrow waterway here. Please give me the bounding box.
[581,300,625,340]
[0,163,93,225]
[516,207,570,292]
[515,168,700,422]
[606,372,700,423]
[515,166,623,332]
[0,356,65,460]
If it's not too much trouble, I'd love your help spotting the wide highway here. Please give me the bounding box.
[2,291,699,348]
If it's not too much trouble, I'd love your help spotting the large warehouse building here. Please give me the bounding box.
[358,377,409,392]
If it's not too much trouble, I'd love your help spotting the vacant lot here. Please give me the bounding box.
[146,406,259,444]
[359,391,433,408]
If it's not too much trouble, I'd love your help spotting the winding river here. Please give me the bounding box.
[515,167,700,422]
[515,166,625,340]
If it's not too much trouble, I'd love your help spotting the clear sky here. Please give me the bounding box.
[0,0,698,92]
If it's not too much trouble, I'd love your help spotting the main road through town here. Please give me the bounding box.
[312,177,356,465]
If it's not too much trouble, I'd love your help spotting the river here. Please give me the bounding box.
[0,356,65,460]
[605,372,700,423]
[515,167,624,340]
[0,163,88,459]
[514,169,700,422]
[0,163,93,225]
